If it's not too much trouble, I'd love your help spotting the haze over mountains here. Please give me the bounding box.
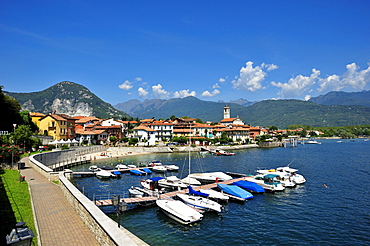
[4,81,370,128]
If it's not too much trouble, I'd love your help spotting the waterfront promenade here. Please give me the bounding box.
[20,157,100,246]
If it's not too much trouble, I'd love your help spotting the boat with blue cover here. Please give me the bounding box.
[233,180,265,193]
[130,169,146,175]
[217,183,254,200]
[141,168,152,174]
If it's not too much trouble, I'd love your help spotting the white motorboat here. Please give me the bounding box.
[152,165,167,173]
[95,170,114,179]
[177,193,223,213]
[208,172,233,181]
[245,174,285,192]
[256,169,296,188]
[198,189,229,201]
[275,166,306,184]
[128,186,144,197]
[158,176,188,190]
[115,164,128,169]
[165,164,180,171]
[188,173,217,184]
[141,177,164,190]
[156,199,203,225]
[305,140,321,144]
[89,165,100,172]
[181,176,202,186]
[127,164,137,168]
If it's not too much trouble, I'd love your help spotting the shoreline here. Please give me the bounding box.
[86,144,259,161]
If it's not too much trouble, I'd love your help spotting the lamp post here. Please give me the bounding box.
[111,195,128,227]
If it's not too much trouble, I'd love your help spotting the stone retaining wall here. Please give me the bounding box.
[59,172,147,246]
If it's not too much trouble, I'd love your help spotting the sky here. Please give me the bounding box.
[1,1,370,105]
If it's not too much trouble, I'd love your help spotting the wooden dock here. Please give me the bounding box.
[93,177,247,206]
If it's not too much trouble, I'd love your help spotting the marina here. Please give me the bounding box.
[70,139,370,245]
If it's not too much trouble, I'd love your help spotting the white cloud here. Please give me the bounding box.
[138,87,149,98]
[262,63,279,71]
[212,83,220,89]
[201,89,220,97]
[232,61,277,92]
[152,84,170,99]
[218,78,226,83]
[118,80,133,90]
[173,89,196,98]
[271,68,320,98]
[304,95,311,101]
[135,77,143,82]
[318,63,370,93]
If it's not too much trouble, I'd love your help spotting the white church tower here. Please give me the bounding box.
[223,105,230,119]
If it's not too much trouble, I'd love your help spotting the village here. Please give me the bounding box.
[29,105,324,148]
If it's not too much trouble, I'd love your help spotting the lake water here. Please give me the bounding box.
[71,139,370,245]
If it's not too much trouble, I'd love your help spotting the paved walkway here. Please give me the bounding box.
[20,157,100,246]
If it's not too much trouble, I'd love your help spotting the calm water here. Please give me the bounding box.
[71,139,370,245]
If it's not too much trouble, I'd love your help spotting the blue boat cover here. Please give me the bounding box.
[130,169,144,175]
[233,180,265,193]
[188,185,209,197]
[218,183,254,200]
[113,171,121,175]
[142,168,152,174]
[149,177,164,181]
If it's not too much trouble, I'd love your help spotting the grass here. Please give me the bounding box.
[0,169,37,245]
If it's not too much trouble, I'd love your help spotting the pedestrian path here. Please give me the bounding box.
[20,157,100,246]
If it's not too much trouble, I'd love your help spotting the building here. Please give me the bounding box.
[38,114,76,140]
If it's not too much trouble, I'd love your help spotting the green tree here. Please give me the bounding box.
[129,138,138,145]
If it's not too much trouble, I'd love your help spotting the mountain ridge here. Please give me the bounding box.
[5,81,129,118]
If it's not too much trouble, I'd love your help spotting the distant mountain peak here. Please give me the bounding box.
[5,81,129,118]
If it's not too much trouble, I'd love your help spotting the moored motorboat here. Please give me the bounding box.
[256,169,296,188]
[152,165,167,173]
[275,166,306,184]
[115,164,128,169]
[156,199,203,225]
[95,170,114,179]
[208,172,233,181]
[141,168,153,174]
[141,177,164,190]
[233,180,265,193]
[89,165,100,172]
[245,174,285,192]
[165,164,179,171]
[181,176,202,186]
[158,176,188,190]
[188,173,217,184]
[128,186,144,197]
[217,183,254,200]
[129,169,146,176]
[177,186,223,212]
[198,188,229,201]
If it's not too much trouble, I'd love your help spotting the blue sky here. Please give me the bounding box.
[1,1,369,105]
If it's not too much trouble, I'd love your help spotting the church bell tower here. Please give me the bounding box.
[223,105,230,119]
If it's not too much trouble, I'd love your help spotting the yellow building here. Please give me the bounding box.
[38,114,75,140]
[29,112,46,129]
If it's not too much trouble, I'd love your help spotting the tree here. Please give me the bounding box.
[268,125,278,130]
[129,138,138,145]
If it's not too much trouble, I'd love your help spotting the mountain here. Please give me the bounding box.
[309,90,370,107]
[115,96,248,121]
[228,98,254,106]
[240,99,370,128]
[115,97,370,128]
[5,81,129,118]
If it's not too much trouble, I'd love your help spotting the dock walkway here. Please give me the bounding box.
[94,177,246,206]
[20,157,100,246]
